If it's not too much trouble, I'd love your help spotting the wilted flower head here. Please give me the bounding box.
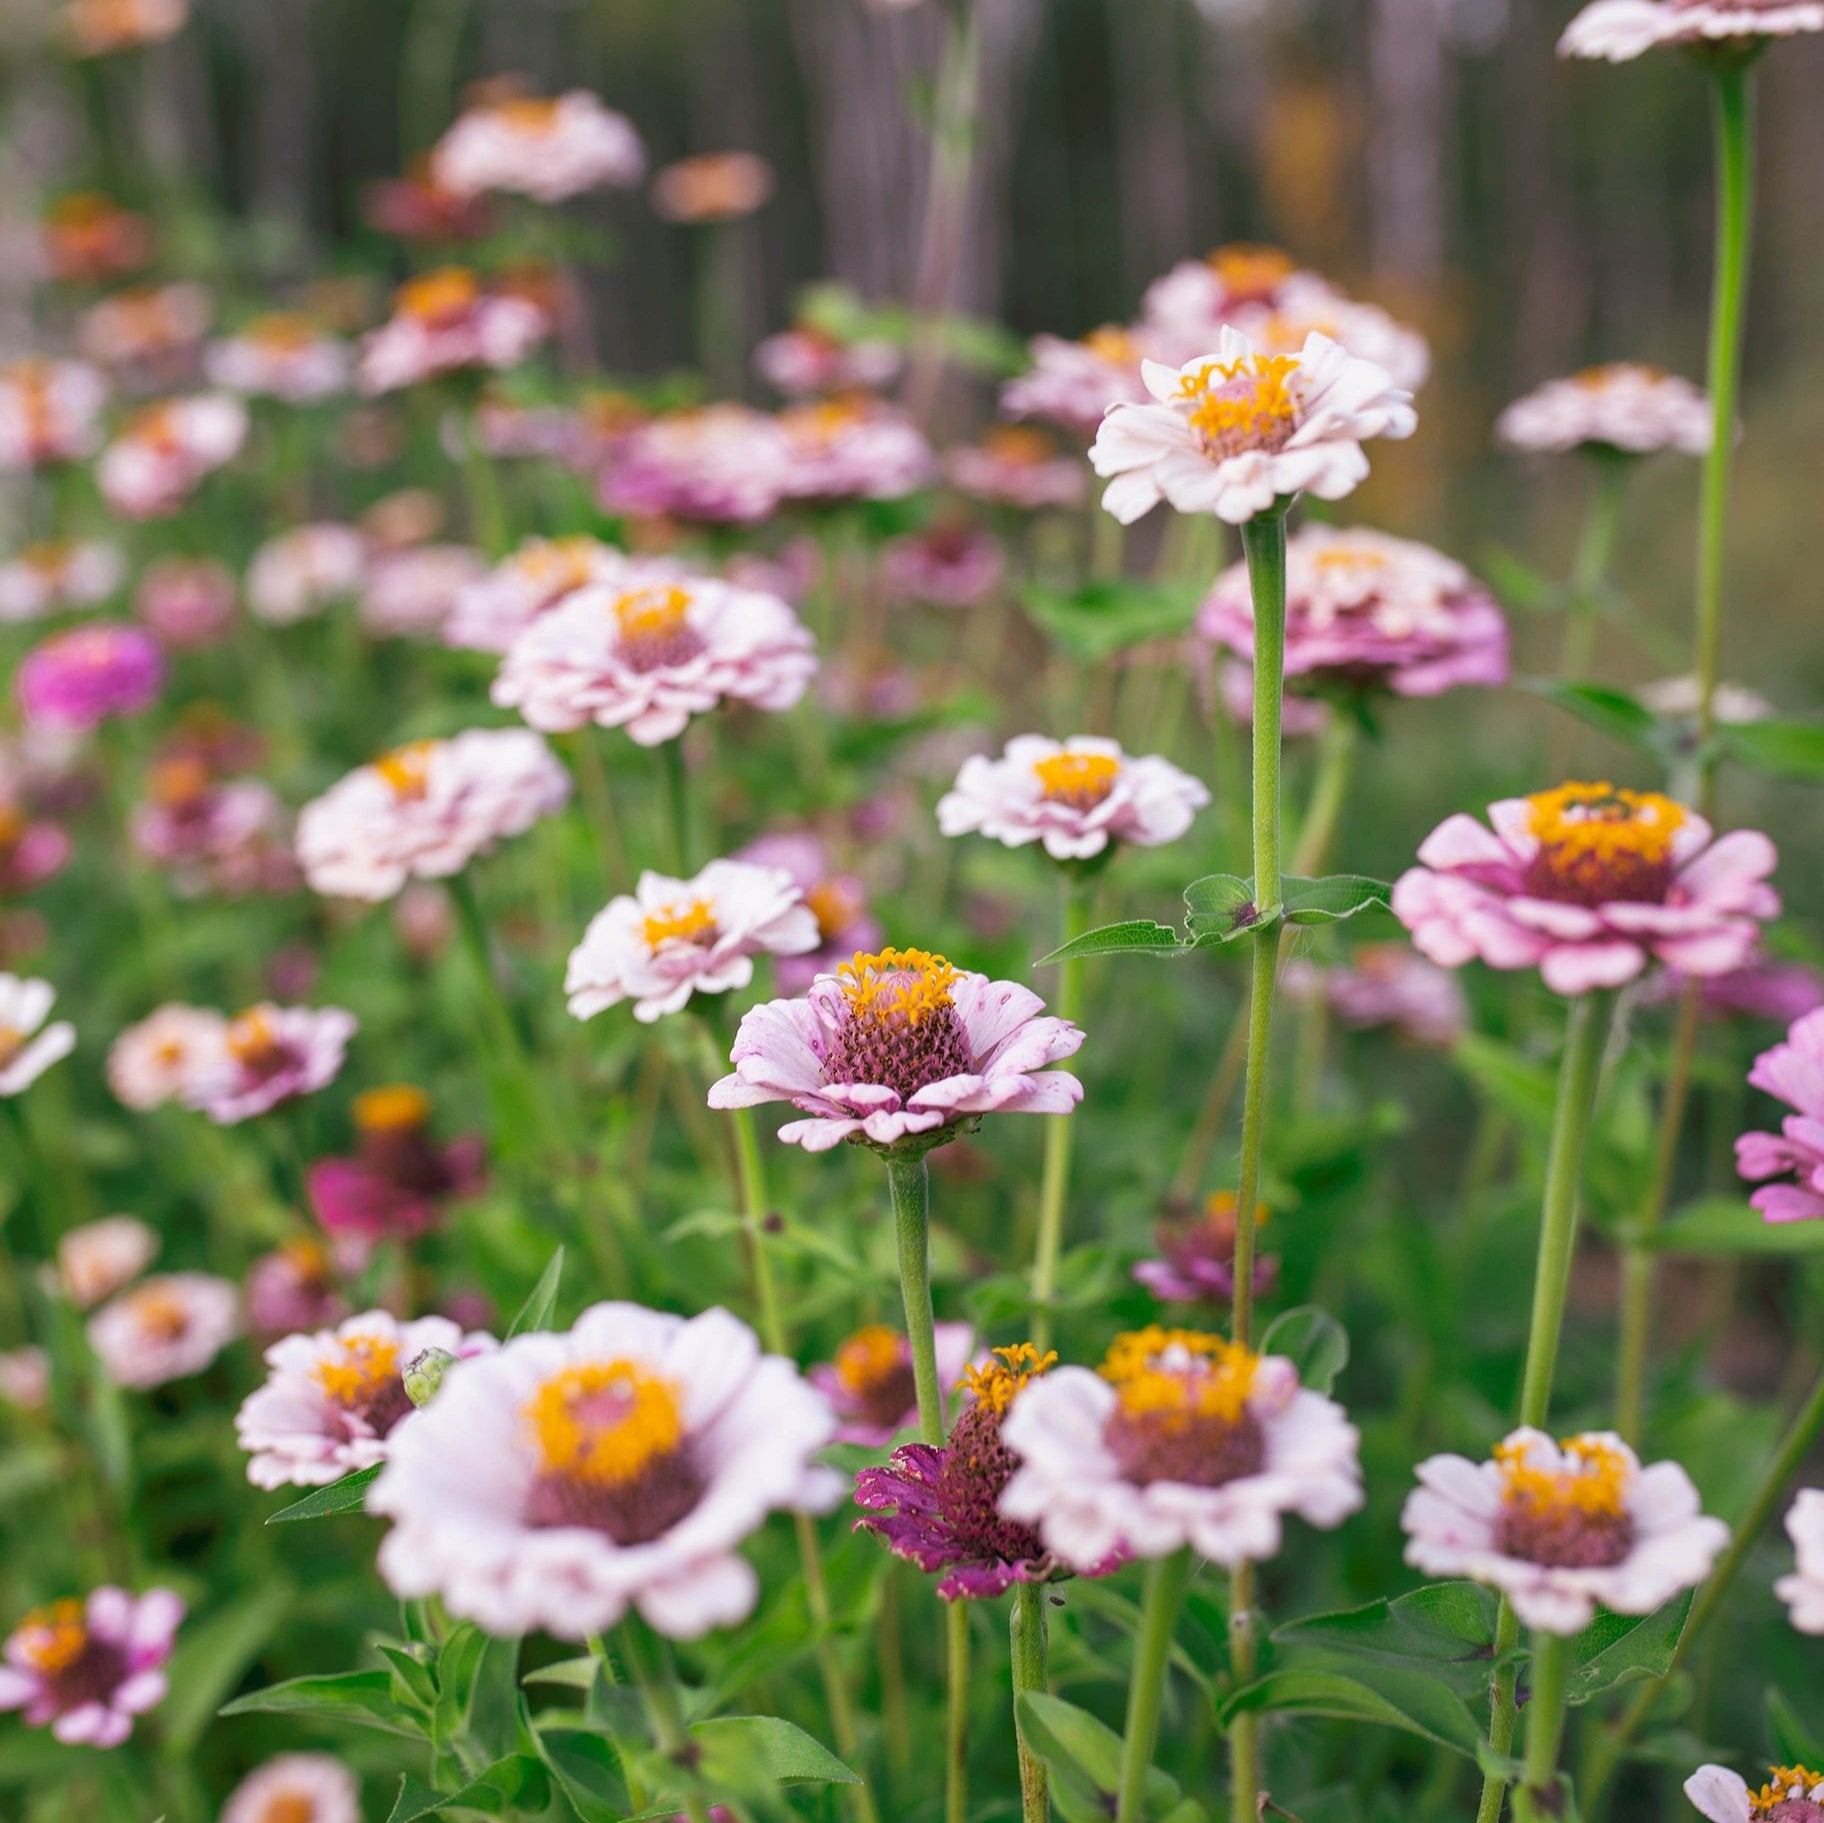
[57,1216,157,1310]
[1091,326,1417,526]
[96,395,247,518]
[307,1084,485,1240]
[0,359,109,469]
[0,974,76,1096]
[88,1273,240,1387]
[356,268,550,395]
[494,570,818,746]
[812,1322,975,1446]
[566,861,820,1024]
[181,1003,356,1124]
[755,323,902,398]
[651,152,775,223]
[432,89,646,202]
[856,1343,1125,1598]
[369,1302,841,1639]
[1393,783,1779,996]
[1560,0,1823,61]
[445,535,633,653]
[40,192,153,285]
[220,1755,362,1823]
[237,1310,495,1488]
[0,1587,182,1746]
[359,543,487,640]
[1002,325,1153,435]
[734,831,884,995]
[946,425,1087,511]
[1134,1192,1277,1305]
[709,947,1084,1154]
[18,623,163,731]
[106,1003,226,1110]
[1403,1428,1728,1634]
[1498,364,1710,456]
[206,312,350,402]
[1735,1009,1824,1223]
[998,1326,1362,1568]
[134,556,236,648]
[0,540,124,623]
[1283,943,1469,1048]
[938,735,1210,863]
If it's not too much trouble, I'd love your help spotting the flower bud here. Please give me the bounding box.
[402,1346,456,1408]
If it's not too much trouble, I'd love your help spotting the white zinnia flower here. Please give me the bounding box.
[444,536,641,654]
[1561,0,1823,62]
[106,1004,227,1111]
[247,524,368,627]
[432,91,646,203]
[1497,364,1710,456]
[88,1273,241,1389]
[0,975,76,1096]
[1685,1762,1824,1823]
[220,1754,362,1823]
[1775,1487,1824,1634]
[57,1217,158,1310]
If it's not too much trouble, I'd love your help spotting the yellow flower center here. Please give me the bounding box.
[126,1285,192,1342]
[1575,363,1665,390]
[373,740,438,801]
[837,948,958,1027]
[524,1361,685,1487]
[397,267,478,324]
[1202,1191,1269,1242]
[1101,1326,1259,1426]
[15,1600,87,1674]
[1523,781,1687,906]
[524,536,598,596]
[960,1342,1056,1416]
[1032,751,1121,810]
[1495,1433,1630,1524]
[804,877,862,942]
[314,1333,402,1408]
[1177,353,1302,458]
[833,1325,905,1397]
[1080,325,1138,365]
[259,1796,317,1823]
[612,584,692,645]
[495,96,563,133]
[1750,1770,1824,1817]
[245,312,317,354]
[353,1083,431,1134]
[641,898,718,950]
[1206,243,1296,299]
[20,541,71,576]
[982,425,1056,467]
[779,396,867,450]
[148,755,212,808]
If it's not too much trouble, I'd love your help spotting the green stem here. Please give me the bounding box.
[946,1601,971,1823]
[1512,1632,1573,1823]
[1114,1551,1193,1823]
[567,729,628,893]
[660,738,692,876]
[1030,879,1092,1353]
[1228,1559,1261,1823]
[619,1623,711,1823]
[885,1153,946,1444]
[1558,455,1630,688]
[1012,1582,1050,1823]
[1290,712,1358,878]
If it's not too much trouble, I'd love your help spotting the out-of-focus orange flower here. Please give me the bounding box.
[650,153,776,225]
[41,193,153,285]
[63,0,186,56]
[362,160,496,245]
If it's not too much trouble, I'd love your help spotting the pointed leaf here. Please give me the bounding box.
[1038,920,1184,965]
[691,1714,860,1787]
[1221,1666,1484,1757]
[1273,1583,1498,1700]
[265,1465,381,1525]
[1642,1198,1824,1256]
[508,1247,565,1337]
[1021,578,1204,663]
[218,1669,426,1739]
[1565,1593,1692,1705]
[1520,679,1665,754]
[1015,1693,1184,1810]
[158,1586,292,1754]
[1280,874,1393,927]
[1183,873,1264,945]
[384,1755,549,1822]
[1716,719,1824,782]
[1260,1305,1349,1394]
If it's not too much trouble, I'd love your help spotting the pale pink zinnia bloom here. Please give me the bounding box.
[220,1754,362,1823]
[493,571,818,746]
[565,860,820,1024]
[1561,0,1823,61]
[96,395,247,518]
[998,1327,1362,1568]
[1393,783,1779,997]
[17,623,163,731]
[0,540,125,623]
[134,556,236,648]
[774,395,936,504]
[734,831,883,995]
[444,535,635,654]
[356,268,549,396]
[88,1273,240,1388]
[1498,364,1710,456]
[205,312,351,402]
[0,358,109,469]
[132,767,293,900]
[0,974,76,1095]
[75,282,210,376]
[1402,1428,1728,1634]
[946,425,1088,511]
[237,1310,495,1489]
[1202,524,1509,699]
[600,403,792,525]
[1001,326,1152,435]
[0,1347,49,1410]
[432,91,646,202]
[0,1587,183,1746]
[246,523,368,626]
[296,729,571,902]
[709,947,1084,1154]
[938,735,1209,863]
[246,1239,348,1340]
[369,1302,841,1640]
[57,1216,157,1310]
[1774,1488,1824,1634]
[1735,1008,1824,1224]
[359,542,488,639]
[0,799,70,896]
[810,1322,975,1446]
[1685,1764,1824,1823]
[106,1003,227,1111]
[880,524,1005,610]
[180,1003,356,1124]
[1283,944,1467,1048]
[754,324,902,398]
[1091,327,1417,526]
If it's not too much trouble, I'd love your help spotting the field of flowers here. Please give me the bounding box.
[3,2,1824,1822]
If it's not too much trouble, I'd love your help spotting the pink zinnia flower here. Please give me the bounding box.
[1735,1008,1824,1223]
[1134,1192,1278,1306]
[96,395,246,518]
[1498,364,1710,456]
[880,525,1005,610]
[57,1215,157,1310]
[88,1273,240,1387]
[1561,0,1823,60]
[773,395,936,504]
[445,535,635,654]
[734,831,883,995]
[181,1003,356,1124]
[221,1754,361,1823]
[75,282,210,377]
[356,268,549,396]
[432,90,645,202]
[1402,1429,1728,1634]
[1283,943,1468,1048]
[0,539,124,623]
[600,403,792,526]
[1686,1764,1824,1823]
[307,1084,485,1241]
[754,324,901,398]
[937,734,1209,863]
[0,800,72,896]
[206,312,350,401]
[1090,327,1417,526]
[708,946,1084,1155]
[1392,783,1779,997]
[135,556,236,648]
[0,1347,49,1410]
[18,623,163,731]
[812,1322,975,1447]
[1202,524,1508,700]
[106,1003,227,1111]
[1645,953,1824,1026]
[1001,326,1152,436]
[246,1238,348,1339]
[131,758,290,896]
[247,524,367,626]
[0,358,109,469]
[1775,1488,1824,1634]
[946,425,1087,511]
[359,542,487,639]
[297,730,571,902]
[0,974,76,1095]
[494,571,818,746]
[566,860,820,1024]
[0,1587,182,1746]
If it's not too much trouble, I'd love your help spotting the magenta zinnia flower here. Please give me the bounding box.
[307,1084,484,1241]
[1134,1192,1278,1306]
[1736,1009,1824,1224]
[17,623,164,732]
[708,946,1084,1154]
[0,1587,182,1746]
[1392,782,1778,997]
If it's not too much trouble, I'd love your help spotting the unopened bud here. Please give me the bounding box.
[402,1346,457,1408]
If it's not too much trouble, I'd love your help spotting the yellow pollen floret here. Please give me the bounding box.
[353,1083,432,1134]
[838,948,959,1026]
[834,1325,904,1396]
[1100,1326,1258,1426]
[128,1286,191,1341]
[397,267,478,323]
[16,1600,87,1674]
[1525,782,1686,869]
[373,739,438,801]
[1207,243,1296,295]
[1081,325,1138,365]
[959,1342,1056,1416]
[1032,751,1122,807]
[494,96,562,132]
[259,1794,317,1823]
[314,1333,402,1407]
[525,1360,684,1486]
[983,425,1055,467]
[612,584,693,644]
[1750,1769,1824,1816]
[1176,353,1301,449]
[226,1007,280,1066]
[1495,1433,1631,1521]
[641,897,718,950]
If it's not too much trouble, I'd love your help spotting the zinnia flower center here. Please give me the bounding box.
[1032,751,1121,810]
[314,1333,413,1437]
[983,425,1056,468]
[227,1008,294,1082]
[826,947,974,1102]
[641,897,718,950]
[780,396,867,452]
[1749,1769,1824,1823]
[1099,1327,1266,1488]
[935,1344,1057,1564]
[526,537,597,600]
[1178,354,1302,460]
[126,1286,192,1342]
[834,1325,918,1428]
[522,1360,703,1544]
[1081,325,1137,365]
[495,96,563,133]
[805,877,863,943]
[246,313,316,354]
[149,755,212,808]
[1523,781,1687,907]
[374,740,438,801]
[258,1796,316,1823]
[22,541,71,577]
[1494,1433,1635,1568]
[11,1599,128,1709]
[0,1025,25,1070]
[1207,243,1295,302]
[354,1083,432,1135]
[398,268,478,325]
[612,585,704,672]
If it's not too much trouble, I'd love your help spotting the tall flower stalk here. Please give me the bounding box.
[1030,879,1093,1353]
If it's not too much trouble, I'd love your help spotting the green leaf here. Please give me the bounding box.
[1519,679,1664,755]
[1565,1593,1691,1706]
[1716,719,1824,782]
[1641,1198,1824,1256]
[157,1586,292,1755]
[1273,1584,1497,1700]
[1279,875,1393,927]
[384,1755,549,1822]
[1260,1305,1350,1394]
[1221,1666,1484,1757]
[265,1464,381,1524]
[1183,874,1266,945]
[1020,578,1203,663]
[218,1669,426,1738]
[1037,919,1184,965]
[508,1246,565,1337]
[1015,1693,1185,1812]
[534,1727,629,1823]
[1768,1687,1824,1768]
[378,1644,438,1708]
[691,1714,861,1788]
